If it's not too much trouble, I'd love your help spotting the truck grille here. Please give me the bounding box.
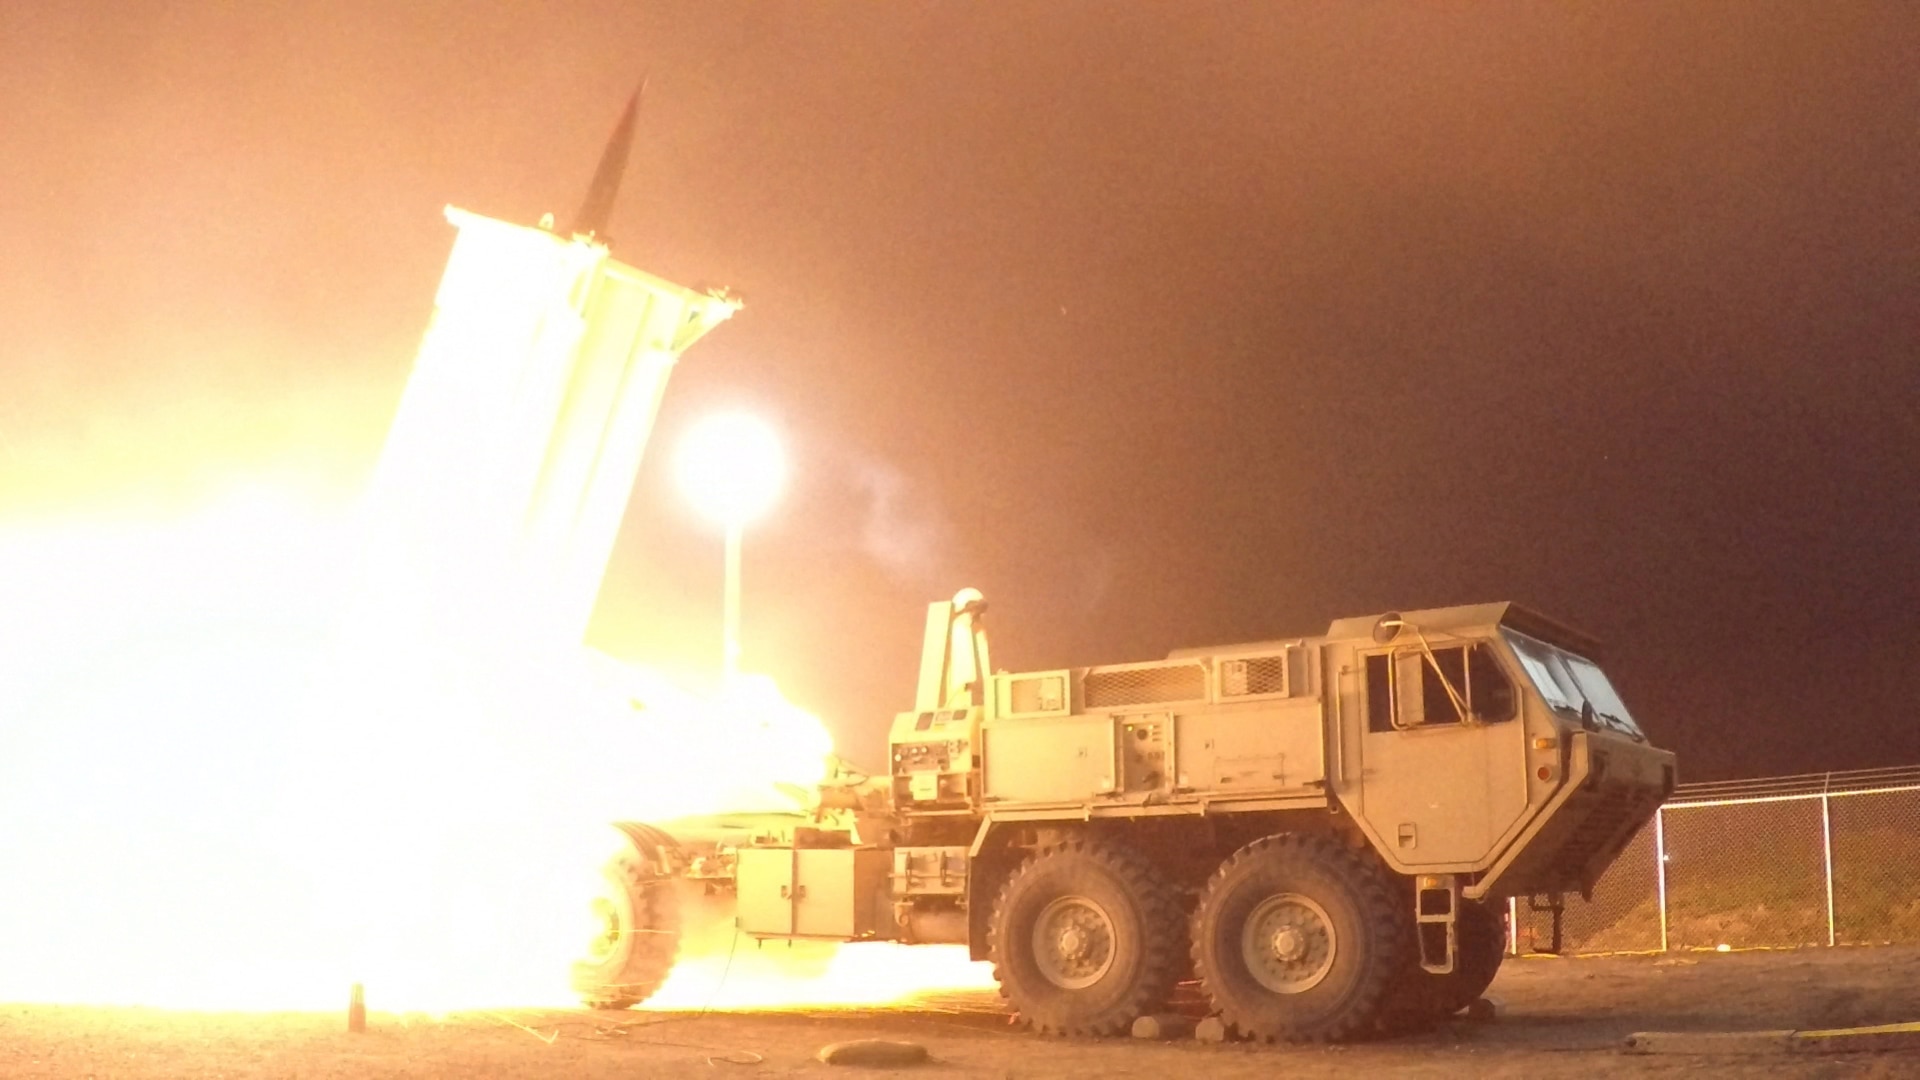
[1083,663,1206,708]
[1221,655,1287,697]
[1562,781,1664,880]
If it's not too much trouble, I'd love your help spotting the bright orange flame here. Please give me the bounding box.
[0,487,360,1008]
[0,206,993,1014]
[645,943,998,1012]
[0,483,993,1013]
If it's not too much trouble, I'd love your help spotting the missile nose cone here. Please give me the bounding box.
[567,77,645,242]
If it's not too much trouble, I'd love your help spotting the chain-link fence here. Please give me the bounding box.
[1512,765,1920,954]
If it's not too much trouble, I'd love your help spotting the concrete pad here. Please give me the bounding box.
[1623,1030,1795,1054]
[1629,1020,1920,1055]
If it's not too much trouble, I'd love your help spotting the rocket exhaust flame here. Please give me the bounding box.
[0,488,993,1012]
[0,159,982,1014]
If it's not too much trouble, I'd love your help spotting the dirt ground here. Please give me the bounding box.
[7,947,1920,1079]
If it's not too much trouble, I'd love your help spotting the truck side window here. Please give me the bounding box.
[1422,647,1469,723]
[1417,644,1517,725]
[1467,643,1516,722]
[1368,642,1516,732]
[1365,653,1394,733]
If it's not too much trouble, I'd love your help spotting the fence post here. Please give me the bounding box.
[1654,805,1669,953]
[1508,896,1519,956]
[1821,774,1836,947]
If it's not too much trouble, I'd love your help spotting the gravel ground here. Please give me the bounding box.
[6,946,1920,1078]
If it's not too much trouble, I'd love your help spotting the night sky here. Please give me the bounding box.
[3,2,1916,781]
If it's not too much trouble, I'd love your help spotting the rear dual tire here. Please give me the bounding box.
[988,840,1184,1035]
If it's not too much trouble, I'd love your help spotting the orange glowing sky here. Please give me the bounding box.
[2,1,1917,778]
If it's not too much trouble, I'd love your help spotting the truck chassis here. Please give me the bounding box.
[574,591,1673,1041]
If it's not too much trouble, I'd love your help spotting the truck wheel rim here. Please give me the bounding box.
[1240,892,1336,994]
[585,879,631,965]
[1032,895,1118,989]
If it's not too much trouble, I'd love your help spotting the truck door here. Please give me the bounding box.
[1355,641,1527,867]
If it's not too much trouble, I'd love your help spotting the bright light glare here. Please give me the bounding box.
[0,489,859,1012]
[673,412,786,528]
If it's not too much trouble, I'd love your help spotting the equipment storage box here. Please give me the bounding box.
[736,847,890,939]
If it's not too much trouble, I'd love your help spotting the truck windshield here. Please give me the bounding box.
[1500,628,1645,740]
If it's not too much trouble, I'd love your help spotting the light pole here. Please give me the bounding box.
[673,411,786,680]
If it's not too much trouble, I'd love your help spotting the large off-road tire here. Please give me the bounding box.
[571,823,683,1010]
[988,839,1185,1036]
[1190,833,1405,1043]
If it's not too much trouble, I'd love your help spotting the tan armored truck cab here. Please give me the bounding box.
[575,591,1675,1042]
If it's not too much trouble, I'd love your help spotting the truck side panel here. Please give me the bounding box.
[1174,700,1323,793]
[981,715,1116,801]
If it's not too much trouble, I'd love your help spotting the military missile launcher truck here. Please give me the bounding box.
[573,590,1675,1042]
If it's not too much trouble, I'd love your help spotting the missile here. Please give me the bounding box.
[567,78,646,242]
